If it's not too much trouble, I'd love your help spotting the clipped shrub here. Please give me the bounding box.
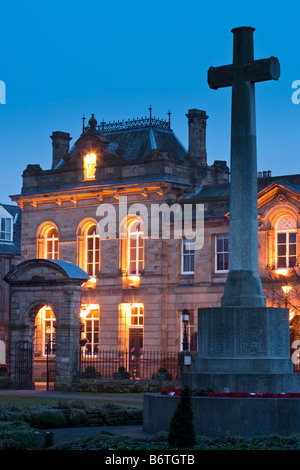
[31,409,67,428]
[168,386,196,449]
[85,365,96,375]
[69,408,88,426]
[0,421,38,450]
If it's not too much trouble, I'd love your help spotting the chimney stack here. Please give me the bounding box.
[50,131,72,169]
[186,109,208,165]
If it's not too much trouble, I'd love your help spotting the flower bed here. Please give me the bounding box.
[161,389,300,398]
[161,388,181,396]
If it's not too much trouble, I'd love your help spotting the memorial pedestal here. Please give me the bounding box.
[182,306,300,393]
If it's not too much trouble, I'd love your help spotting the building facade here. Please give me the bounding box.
[3,107,300,385]
[0,203,21,364]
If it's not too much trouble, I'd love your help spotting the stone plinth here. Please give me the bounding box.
[182,306,299,393]
[143,394,300,437]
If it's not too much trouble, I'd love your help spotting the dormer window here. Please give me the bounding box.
[0,217,12,242]
[84,153,96,180]
[0,205,13,242]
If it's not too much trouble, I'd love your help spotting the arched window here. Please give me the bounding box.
[127,219,144,276]
[45,227,59,259]
[34,306,56,357]
[276,215,297,269]
[77,220,100,277]
[85,224,100,276]
[37,223,59,260]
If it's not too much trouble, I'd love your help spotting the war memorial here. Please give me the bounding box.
[143,27,300,437]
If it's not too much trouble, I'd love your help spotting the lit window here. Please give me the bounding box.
[215,235,229,272]
[128,220,144,276]
[45,227,59,259]
[0,217,12,242]
[84,153,96,180]
[85,224,100,276]
[80,304,100,356]
[129,304,144,326]
[181,238,195,274]
[34,306,56,357]
[276,216,297,269]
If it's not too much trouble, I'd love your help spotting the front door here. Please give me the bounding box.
[129,328,143,378]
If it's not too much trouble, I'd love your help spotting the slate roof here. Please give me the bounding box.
[100,126,187,162]
[45,259,90,280]
[0,204,21,255]
[181,177,300,219]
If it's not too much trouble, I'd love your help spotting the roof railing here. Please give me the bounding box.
[82,107,172,134]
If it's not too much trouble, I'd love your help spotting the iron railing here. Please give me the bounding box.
[83,114,171,134]
[79,349,179,380]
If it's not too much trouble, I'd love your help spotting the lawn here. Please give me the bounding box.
[0,392,144,409]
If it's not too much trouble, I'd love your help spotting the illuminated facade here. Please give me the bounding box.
[3,109,300,380]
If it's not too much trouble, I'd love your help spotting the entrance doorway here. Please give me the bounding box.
[33,306,56,387]
[128,304,144,377]
[129,328,143,377]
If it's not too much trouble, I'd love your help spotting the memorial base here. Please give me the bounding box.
[182,306,298,393]
[143,394,300,437]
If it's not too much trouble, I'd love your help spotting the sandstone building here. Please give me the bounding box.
[2,108,300,387]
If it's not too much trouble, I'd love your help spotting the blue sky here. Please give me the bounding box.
[0,0,299,203]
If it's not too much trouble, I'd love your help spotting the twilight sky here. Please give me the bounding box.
[0,0,299,203]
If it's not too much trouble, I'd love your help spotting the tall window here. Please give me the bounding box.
[44,227,59,259]
[276,216,297,268]
[181,238,195,274]
[84,153,96,180]
[128,220,144,276]
[37,223,60,259]
[80,304,100,356]
[85,224,100,276]
[215,235,229,272]
[0,217,12,242]
[34,306,56,357]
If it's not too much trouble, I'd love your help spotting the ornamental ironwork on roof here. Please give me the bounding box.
[82,106,172,134]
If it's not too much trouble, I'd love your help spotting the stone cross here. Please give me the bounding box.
[208,27,280,307]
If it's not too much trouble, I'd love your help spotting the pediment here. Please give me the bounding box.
[258,181,300,209]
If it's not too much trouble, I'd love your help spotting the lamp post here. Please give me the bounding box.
[182,309,190,351]
[281,284,292,308]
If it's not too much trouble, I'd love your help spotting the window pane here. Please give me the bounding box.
[217,238,223,253]
[278,245,286,256]
[277,233,286,244]
[5,218,11,233]
[277,257,286,268]
[223,238,229,252]
[289,232,296,243]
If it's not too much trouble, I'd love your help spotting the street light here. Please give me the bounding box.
[282,284,292,308]
[181,309,190,351]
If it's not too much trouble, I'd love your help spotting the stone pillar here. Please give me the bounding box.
[54,287,83,390]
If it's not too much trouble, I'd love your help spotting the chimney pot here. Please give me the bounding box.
[186,109,208,165]
[50,131,72,169]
